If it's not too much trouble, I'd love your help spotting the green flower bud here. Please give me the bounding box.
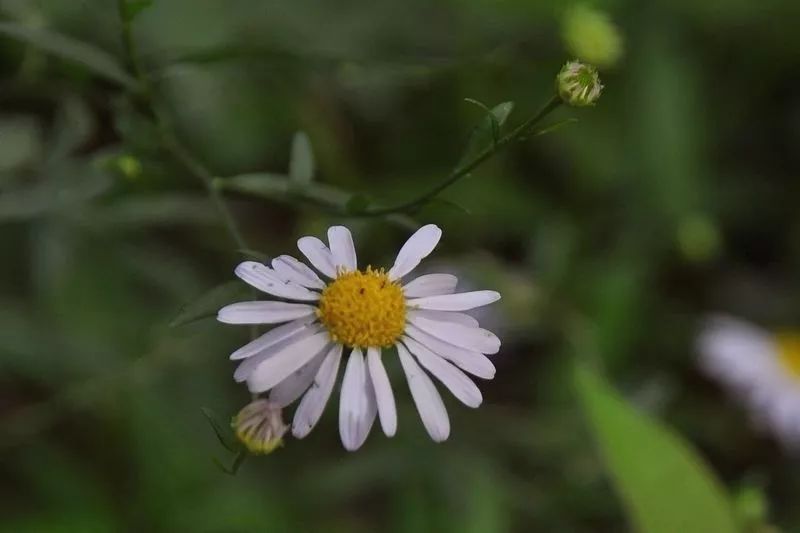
[232,399,287,454]
[562,4,624,69]
[556,61,603,107]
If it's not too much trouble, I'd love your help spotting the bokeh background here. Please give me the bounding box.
[1,0,800,531]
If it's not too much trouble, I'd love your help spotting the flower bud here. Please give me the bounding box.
[556,60,603,107]
[232,399,287,454]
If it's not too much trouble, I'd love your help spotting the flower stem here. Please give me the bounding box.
[116,0,249,252]
[363,95,561,216]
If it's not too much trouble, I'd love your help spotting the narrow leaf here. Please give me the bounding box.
[201,407,237,452]
[574,364,738,533]
[459,101,514,164]
[0,22,137,89]
[533,118,579,137]
[289,132,314,184]
[170,281,251,327]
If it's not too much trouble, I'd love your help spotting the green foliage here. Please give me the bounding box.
[289,131,315,184]
[574,364,739,533]
[0,22,136,88]
[170,281,251,327]
[459,100,515,164]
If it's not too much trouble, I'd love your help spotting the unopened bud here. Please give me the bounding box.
[556,61,603,107]
[232,399,287,454]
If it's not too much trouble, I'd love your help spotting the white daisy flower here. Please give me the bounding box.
[217,224,501,451]
[698,315,800,449]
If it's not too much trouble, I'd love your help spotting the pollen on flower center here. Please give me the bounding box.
[317,266,406,348]
[776,332,800,379]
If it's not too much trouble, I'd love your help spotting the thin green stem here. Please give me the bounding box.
[116,0,249,251]
[363,95,561,216]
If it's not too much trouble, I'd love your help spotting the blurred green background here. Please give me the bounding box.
[1,0,800,531]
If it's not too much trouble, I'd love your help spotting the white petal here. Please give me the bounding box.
[230,316,318,360]
[339,347,377,451]
[388,224,442,280]
[403,337,482,407]
[271,255,325,289]
[246,331,331,392]
[410,316,500,354]
[405,325,495,379]
[402,273,458,298]
[407,309,479,328]
[407,290,501,311]
[297,236,337,278]
[269,348,327,407]
[292,344,343,438]
[235,261,320,301]
[328,226,358,272]
[367,347,397,437]
[397,343,450,442]
[217,301,316,324]
[234,325,320,382]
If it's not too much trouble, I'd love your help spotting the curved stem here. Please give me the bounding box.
[116,0,249,251]
[363,95,561,216]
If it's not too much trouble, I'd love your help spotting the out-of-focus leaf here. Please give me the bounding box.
[0,115,42,175]
[81,195,217,230]
[345,193,370,214]
[0,165,111,222]
[0,22,137,89]
[170,281,251,327]
[573,364,738,533]
[50,95,95,159]
[201,407,237,452]
[122,0,154,22]
[289,132,314,184]
[459,101,514,165]
[217,173,350,208]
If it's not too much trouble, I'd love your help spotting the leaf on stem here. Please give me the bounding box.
[573,363,738,533]
[201,407,238,452]
[0,22,137,89]
[532,118,579,137]
[289,132,314,185]
[170,281,251,327]
[459,100,515,165]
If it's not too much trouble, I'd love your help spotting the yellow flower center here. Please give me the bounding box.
[317,267,406,348]
[776,332,800,379]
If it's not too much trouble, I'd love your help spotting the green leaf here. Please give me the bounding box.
[217,173,350,208]
[574,364,739,533]
[200,407,237,452]
[289,132,314,184]
[532,118,579,137]
[123,0,154,22]
[0,164,111,222]
[459,101,514,165]
[169,281,251,327]
[345,193,370,214]
[213,450,248,476]
[0,22,137,89]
